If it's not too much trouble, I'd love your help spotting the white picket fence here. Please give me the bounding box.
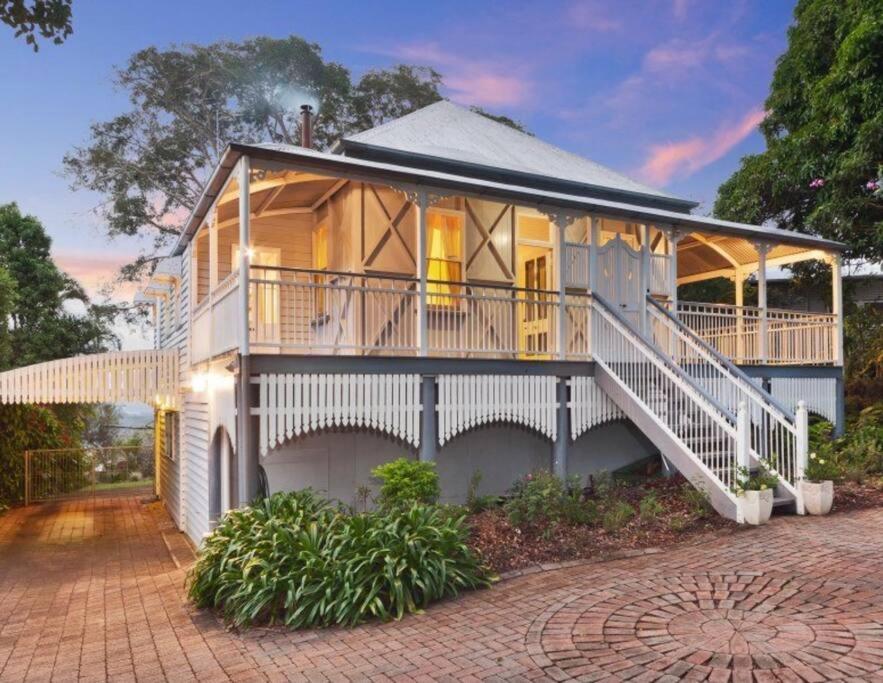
[252,373,422,456]
[567,376,624,440]
[436,374,558,445]
[0,350,178,408]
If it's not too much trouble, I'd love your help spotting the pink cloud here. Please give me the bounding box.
[643,35,749,74]
[637,106,765,185]
[53,248,139,300]
[383,42,533,107]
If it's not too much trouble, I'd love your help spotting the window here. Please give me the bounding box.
[162,411,179,461]
[312,222,329,318]
[426,211,463,307]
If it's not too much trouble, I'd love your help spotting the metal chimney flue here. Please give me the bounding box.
[300,104,313,149]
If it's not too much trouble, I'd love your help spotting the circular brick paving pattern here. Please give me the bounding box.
[529,571,871,679]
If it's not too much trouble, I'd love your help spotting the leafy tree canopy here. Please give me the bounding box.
[64,36,527,280]
[714,0,883,261]
[1,0,71,50]
[0,202,118,505]
[0,202,117,368]
[63,37,443,279]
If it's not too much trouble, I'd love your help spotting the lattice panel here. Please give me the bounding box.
[255,374,422,456]
[567,376,624,440]
[0,350,178,408]
[437,374,558,445]
[770,377,837,423]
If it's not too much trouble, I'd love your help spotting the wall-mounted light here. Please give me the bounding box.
[191,372,234,393]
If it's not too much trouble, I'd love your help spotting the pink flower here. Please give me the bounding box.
[866,180,879,191]
[809,178,825,189]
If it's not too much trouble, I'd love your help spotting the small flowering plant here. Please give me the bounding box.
[804,451,841,483]
[732,460,780,496]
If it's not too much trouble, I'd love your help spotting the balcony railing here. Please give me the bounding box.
[190,266,838,366]
[676,301,837,365]
[245,266,591,360]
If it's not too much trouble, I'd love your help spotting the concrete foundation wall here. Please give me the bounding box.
[262,419,658,507]
[568,421,658,482]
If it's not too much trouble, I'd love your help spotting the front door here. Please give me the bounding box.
[517,248,552,357]
[596,234,642,327]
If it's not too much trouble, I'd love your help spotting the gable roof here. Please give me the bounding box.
[335,100,695,211]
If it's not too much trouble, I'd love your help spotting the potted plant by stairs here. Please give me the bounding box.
[733,461,780,525]
[800,452,837,515]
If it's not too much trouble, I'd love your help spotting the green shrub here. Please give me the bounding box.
[465,470,499,514]
[188,490,493,629]
[681,479,712,518]
[371,458,440,509]
[668,515,687,532]
[732,460,779,495]
[638,492,663,522]
[805,451,842,482]
[602,501,635,533]
[504,470,589,527]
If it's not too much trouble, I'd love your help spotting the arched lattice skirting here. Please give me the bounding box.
[770,377,837,423]
[437,375,558,445]
[567,376,624,440]
[255,374,422,456]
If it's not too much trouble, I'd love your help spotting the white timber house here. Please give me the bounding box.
[1,101,847,543]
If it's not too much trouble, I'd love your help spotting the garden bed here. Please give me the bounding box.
[467,475,735,574]
[831,476,883,512]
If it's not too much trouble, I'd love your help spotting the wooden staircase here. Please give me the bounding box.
[590,294,808,522]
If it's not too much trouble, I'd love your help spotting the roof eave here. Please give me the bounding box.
[173,142,845,256]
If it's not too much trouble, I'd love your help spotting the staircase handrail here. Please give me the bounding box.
[647,296,796,421]
[592,293,737,425]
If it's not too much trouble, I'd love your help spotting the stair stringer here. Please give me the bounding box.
[594,362,741,522]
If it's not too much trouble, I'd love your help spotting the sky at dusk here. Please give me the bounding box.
[0,0,796,348]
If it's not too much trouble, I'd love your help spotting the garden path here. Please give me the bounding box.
[0,491,881,681]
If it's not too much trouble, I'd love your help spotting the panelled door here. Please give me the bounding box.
[596,234,642,327]
[518,251,552,357]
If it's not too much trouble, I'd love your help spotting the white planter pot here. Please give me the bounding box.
[800,480,834,516]
[741,488,773,525]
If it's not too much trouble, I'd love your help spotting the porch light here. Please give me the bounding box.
[191,373,209,393]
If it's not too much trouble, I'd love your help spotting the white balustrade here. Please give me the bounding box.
[647,298,804,500]
[592,296,740,493]
[677,301,836,366]
[564,242,590,289]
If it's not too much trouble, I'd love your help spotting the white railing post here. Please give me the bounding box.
[734,268,745,363]
[417,190,428,357]
[238,156,251,357]
[830,253,844,366]
[554,214,570,359]
[795,400,808,514]
[736,401,750,472]
[755,242,770,364]
[588,217,600,357]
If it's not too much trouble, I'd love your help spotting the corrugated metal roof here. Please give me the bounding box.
[339,101,686,206]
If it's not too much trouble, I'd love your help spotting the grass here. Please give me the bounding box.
[94,479,154,492]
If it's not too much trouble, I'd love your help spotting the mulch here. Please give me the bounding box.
[832,476,883,512]
[469,475,883,574]
[467,477,735,574]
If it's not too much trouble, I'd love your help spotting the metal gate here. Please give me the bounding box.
[24,446,155,505]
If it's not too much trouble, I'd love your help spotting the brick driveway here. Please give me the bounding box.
[0,493,882,682]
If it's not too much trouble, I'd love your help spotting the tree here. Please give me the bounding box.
[63,37,444,279]
[0,203,117,505]
[714,0,883,261]
[1,0,72,50]
[0,203,117,366]
[64,36,528,280]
